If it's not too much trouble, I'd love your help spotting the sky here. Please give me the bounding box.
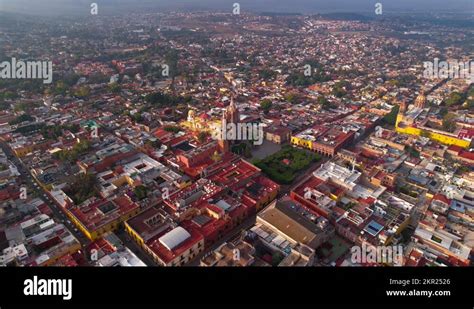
[0,0,473,16]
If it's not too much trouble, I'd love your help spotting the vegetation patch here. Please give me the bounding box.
[254,145,321,184]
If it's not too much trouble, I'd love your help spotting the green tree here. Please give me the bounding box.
[9,114,34,125]
[134,185,148,201]
[108,82,121,94]
[54,81,68,95]
[53,140,91,162]
[260,99,273,113]
[439,107,448,117]
[382,105,400,126]
[131,113,143,123]
[406,146,420,158]
[285,92,301,104]
[259,69,276,80]
[164,126,180,133]
[74,86,90,98]
[317,96,333,110]
[197,131,210,143]
[65,173,98,205]
[442,113,457,133]
[445,92,463,107]
[332,80,350,98]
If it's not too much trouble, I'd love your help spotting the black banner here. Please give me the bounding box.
[0,267,472,307]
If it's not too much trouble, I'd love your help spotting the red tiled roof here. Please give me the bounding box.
[86,238,116,256]
[432,193,451,205]
[199,113,210,120]
[146,226,203,264]
[358,197,376,205]
[67,195,139,231]
[459,150,474,161]
[447,145,463,154]
[182,217,226,241]
[52,253,79,267]
[293,176,324,197]
[209,159,260,186]
[205,204,225,216]
[0,189,11,201]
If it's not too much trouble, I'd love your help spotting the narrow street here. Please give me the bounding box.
[0,141,90,247]
[115,228,160,266]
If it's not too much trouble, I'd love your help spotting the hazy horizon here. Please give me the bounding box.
[0,0,473,16]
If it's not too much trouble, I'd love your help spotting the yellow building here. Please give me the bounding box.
[50,192,141,241]
[12,144,33,157]
[65,204,141,241]
[181,110,221,136]
[290,136,313,150]
[395,96,471,149]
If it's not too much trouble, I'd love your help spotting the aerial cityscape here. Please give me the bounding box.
[0,0,473,269]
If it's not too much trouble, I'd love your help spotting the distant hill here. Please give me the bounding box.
[321,12,374,21]
[0,0,472,16]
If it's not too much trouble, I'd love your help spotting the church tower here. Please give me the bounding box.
[225,96,239,124]
[414,91,426,109]
[218,96,239,153]
[399,100,407,114]
[395,100,407,129]
[218,111,229,153]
